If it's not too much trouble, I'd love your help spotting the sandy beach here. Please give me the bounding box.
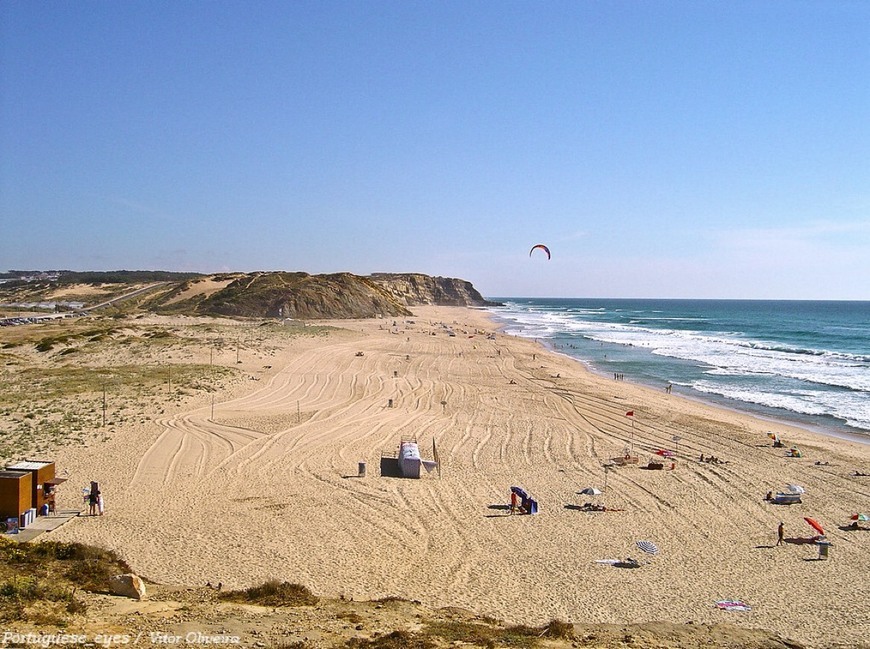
[43,306,870,648]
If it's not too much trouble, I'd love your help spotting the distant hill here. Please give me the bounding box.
[155,272,500,319]
[0,270,499,319]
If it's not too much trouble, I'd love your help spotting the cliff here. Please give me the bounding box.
[154,271,497,319]
[369,273,501,308]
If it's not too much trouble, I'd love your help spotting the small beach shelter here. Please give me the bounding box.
[5,460,55,514]
[580,487,602,496]
[510,486,538,514]
[0,470,32,522]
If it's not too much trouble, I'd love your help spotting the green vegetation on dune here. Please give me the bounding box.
[2,270,203,287]
[1,364,228,405]
[0,538,130,625]
[0,362,234,460]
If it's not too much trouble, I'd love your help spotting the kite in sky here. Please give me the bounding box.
[529,244,551,260]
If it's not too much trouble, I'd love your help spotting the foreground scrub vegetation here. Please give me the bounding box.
[0,538,805,649]
[0,538,129,625]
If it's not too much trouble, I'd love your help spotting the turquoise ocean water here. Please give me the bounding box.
[488,299,870,440]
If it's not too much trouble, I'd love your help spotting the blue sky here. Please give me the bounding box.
[1,1,868,299]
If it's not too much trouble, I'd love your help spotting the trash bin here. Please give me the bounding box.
[818,541,831,560]
[358,462,366,478]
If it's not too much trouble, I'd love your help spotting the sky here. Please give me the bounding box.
[1,1,868,299]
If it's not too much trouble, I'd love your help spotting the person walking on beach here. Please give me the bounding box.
[777,521,785,546]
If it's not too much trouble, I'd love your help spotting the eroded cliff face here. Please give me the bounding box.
[179,272,495,319]
[369,273,500,307]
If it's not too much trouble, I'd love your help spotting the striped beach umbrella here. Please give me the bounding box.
[636,540,659,555]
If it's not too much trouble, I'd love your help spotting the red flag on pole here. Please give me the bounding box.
[625,411,634,417]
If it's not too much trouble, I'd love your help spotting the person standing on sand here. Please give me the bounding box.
[777,521,785,545]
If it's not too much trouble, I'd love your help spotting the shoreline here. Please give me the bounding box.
[486,306,870,447]
[40,306,870,649]
[539,336,870,448]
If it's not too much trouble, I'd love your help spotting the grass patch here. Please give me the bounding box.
[345,631,435,649]
[421,619,544,648]
[373,595,414,604]
[0,538,131,624]
[219,579,319,607]
[539,619,574,639]
[0,539,131,592]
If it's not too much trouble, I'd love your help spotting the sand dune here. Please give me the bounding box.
[48,307,870,649]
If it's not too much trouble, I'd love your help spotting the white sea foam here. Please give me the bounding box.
[502,307,869,392]
[493,301,870,434]
[690,381,870,431]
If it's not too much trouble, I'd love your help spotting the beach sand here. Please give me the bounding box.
[45,306,870,648]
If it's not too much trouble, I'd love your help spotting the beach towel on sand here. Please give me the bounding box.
[716,600,751,612]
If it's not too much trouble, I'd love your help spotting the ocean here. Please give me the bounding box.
[488,299,870,441]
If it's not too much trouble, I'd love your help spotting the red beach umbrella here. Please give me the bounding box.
[804,517,825,536]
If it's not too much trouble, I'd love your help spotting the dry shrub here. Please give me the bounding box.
[540,619,574,639]
[345,630,435,649]
[221,579,318,607]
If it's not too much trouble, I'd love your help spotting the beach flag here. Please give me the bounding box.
[625,411,634,417]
